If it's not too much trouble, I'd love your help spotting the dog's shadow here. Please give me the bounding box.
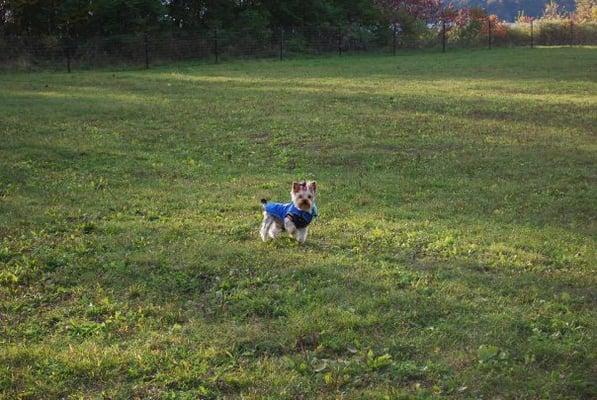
[263,235,335,253]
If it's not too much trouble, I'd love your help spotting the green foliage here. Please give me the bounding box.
[2,0,166,36]
[398,12,435,46]
[366,351,393,370]
[1,47,596,398]
[1,0,381,38]
[450,18,484,45]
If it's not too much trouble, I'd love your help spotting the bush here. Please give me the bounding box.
[538,20,574,45]
[344,25,377,51]
[504,20,597,47]
[447,10,509,48]
[285,32,309,54]
[507,23,533,46]
[570,22,597,44]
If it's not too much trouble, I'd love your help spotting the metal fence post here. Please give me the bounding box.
[64,37,72,73]
[279,27,284,60]
[487,17,492,49]
[530,20,534,48]
[393,24,397,55]
[144,33,149,69]
[442,19,446,53]
[570,20,574,46]
[214,28,219,64]
[338,28,342,56]
[66,47,71,73]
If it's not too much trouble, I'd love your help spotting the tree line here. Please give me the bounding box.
[1,0,594,39]
[0,1,380,37]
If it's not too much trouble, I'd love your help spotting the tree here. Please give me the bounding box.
[575,0,596,21]
[374,0,444,43]
[96,0,165,35]
[374,0,442,23]
[0,0,165,37]
[451,1,576,21]
[542,0,566,19]
[516,10,534,23]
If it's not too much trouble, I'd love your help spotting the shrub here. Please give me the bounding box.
[572,22,597,44]
[538,19,575,45]
[447,8,508,47]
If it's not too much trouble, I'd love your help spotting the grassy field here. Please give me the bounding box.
[1,47,596,399]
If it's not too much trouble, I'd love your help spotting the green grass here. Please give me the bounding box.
[1,47,596,399]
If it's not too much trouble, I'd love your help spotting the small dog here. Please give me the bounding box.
[260,181,318,244]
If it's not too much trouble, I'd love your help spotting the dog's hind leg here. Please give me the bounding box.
[260,213,273,241]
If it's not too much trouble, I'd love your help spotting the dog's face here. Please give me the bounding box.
[291,181,317,212]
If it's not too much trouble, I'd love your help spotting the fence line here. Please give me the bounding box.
[1,22,596,72]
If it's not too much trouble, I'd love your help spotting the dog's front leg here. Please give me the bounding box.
[295,228,308,244]
[268,220,284,240]
[284,217,297,239]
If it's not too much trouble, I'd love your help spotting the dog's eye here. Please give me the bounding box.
[308,195,312,199]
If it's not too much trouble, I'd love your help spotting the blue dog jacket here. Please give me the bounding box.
[264,202,318,229]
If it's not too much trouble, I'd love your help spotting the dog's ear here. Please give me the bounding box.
[308,181,317,193]
[292,182,301,193]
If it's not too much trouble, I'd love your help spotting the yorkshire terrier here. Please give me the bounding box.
[260,181,318,244]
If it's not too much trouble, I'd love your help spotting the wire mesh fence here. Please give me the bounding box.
[1,22,596,72]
